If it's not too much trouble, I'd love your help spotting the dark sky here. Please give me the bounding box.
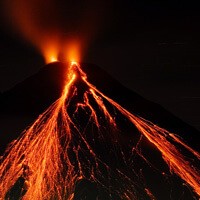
[0,0,200,130]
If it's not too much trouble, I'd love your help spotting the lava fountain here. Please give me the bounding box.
[0,62,200,199]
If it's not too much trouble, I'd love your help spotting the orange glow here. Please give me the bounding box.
[43,41,59,63]
[71,61,78,66]
[3,0,61,64]
[0,62,200,199]
[3,0,110,65]
[50,57,57,62]
[63,40,81,64]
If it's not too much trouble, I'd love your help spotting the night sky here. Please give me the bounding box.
[0,0,200,131]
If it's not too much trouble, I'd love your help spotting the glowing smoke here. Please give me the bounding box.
[2,0,111,63]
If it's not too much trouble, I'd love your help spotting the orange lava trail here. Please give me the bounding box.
[82,92,100,130]
[145,188,157,200]
[0,71,77,199]
[0,62,200,199]
[82,73,200,197]
[90,89,116,128]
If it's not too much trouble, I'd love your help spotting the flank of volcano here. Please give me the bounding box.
[0,62,200,200]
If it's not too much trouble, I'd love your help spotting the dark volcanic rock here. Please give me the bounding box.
[0,62,200,200]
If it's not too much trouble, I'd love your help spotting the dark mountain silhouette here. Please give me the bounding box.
[0,62,200,199]
[1,62,199,149]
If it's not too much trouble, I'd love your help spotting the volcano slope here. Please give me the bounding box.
[0,62,200,200]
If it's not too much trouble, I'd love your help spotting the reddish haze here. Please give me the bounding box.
[3,0,111,63]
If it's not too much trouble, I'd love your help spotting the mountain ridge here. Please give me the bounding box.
[1,62,199,150]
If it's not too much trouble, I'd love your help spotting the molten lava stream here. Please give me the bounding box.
[82,63,200,198]
[0,62,200,200]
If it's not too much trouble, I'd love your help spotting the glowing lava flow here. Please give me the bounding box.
[0,62,200,199]
[0,69,77,200]
[83,75,200,197]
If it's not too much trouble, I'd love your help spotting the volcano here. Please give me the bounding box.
[0,62,200,200]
